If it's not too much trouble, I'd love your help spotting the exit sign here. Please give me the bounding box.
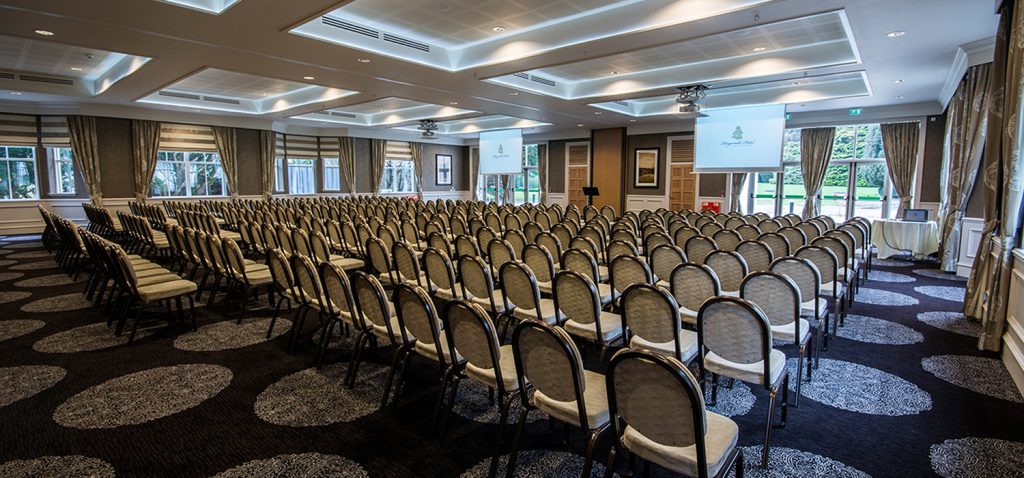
[849,108,863,116]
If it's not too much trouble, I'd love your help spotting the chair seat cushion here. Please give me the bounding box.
[137,279,197,301]
[704,348,786,386]
[470,290,509,314]
[533,370,610,430]
[630,329,699,363]
[465,344,520,391]
[245,268,274,286]
[597,283,614,306]
[331,256,365,271]
[136,273,183,287]
[434,285,461,301]
[622,411,738,477]
[800,297,829,319]
[371,313,412,342]
[771,318,811,344]
[415,330,462,363]
[511,298,560,324]
[680,305,699,325]
[537,280,553,295]
[564,311,624,342]
[219,231,241,241]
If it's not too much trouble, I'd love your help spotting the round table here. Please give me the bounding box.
[871,219,939,259]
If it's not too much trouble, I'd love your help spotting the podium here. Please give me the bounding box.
[582,187,600,207]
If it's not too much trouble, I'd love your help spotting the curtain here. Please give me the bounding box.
[67,115,103,205]
[501,174,513,204]
[965,0,1024,352]
[370,139,387,196]
[339,137,356,195]
[410,142,424,200]
[129,119,160,202]
[799,127,835,218]
[470,147,480,201]
[212,126,238,198]
[729,173,747,212]
[938,63,992,272]
[881,122,921,216]
[258,130,275,200]
[538,143,548,204]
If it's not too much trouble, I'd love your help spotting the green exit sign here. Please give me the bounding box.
[849,108,863,116]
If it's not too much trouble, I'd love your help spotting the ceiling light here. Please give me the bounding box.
[887,31,906,38]
[577,124,584,127]
[509,91,519,96]
[610,71,619,75]
[34,30,54,36]
[449,101,458,105]
[492,26,506,33]
[897,95,905,99]
[10,91,22,95]
[629,119,637,122]
[893,79,904,84]
[594,112,601,115]
[303,76,315,80]
[752,47,766,52]
[261,92,270,96]
[70,67,83,71]
[357,58,370,63]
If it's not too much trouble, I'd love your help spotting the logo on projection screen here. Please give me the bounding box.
[723,125,755,147]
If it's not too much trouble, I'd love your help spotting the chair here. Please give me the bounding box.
[712,229,742,252]
[684,236,717,265]
[649,244,686,288]
[778,226,806,250]
[222,237,273,317]
[350,271,408,389]
[621,283,699,364]
[756,232,790,259]
[488,239,518,283]
[316,262,363,367]
[771,256,829,363]
[554,270,624,359]
[605,349,743,478]
[311,231,365,271]
[423,247,462,301]
[741,272,813,405]
[609,255,653,306]
[670,263,721,326]
[393,241,427,287]
[286,254,329,351]
[562,249,613,306]
[704,251,748,297]
[384,284,455,409]
[504,320,611,478]
[266,249,298,340]
[458,255,508,316]
[366,236,401,287]
[108,246,197,344]
[499,261,560,326]
[697,297,789,468]
[522,244,556,295]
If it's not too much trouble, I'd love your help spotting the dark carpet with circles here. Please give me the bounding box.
[0,235,1021,478]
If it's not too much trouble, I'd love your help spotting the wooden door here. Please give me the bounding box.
[568,165,589,209]
[670,163,696,211]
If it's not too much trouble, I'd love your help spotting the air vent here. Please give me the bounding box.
[321,16,380,39]
[512,72,529,80]
[612,100,630,107]
[202,95,240,105]
[529,75,557,87]
[382,33,431,52]
[328,111,357,118]
[0,71,15,80]
[159,90,202,100]
[18,74,74,86]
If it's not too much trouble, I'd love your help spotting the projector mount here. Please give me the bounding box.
[418,119,439,140]
[675,85,708,114]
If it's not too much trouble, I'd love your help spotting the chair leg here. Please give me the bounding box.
[127,301,145,345]
[795,344,805,407]
[438,375,462,444]
[735,448,745,478]
[603,444,618,478]
[762,386,778,468]
[487,393,515,478]
[186,295,197,331]
[287,306,309,352]
[431,366,454,433]
[380,345,409,409]
[581,429,604,478]
[345,332,369,388]
[503,407,531,478]
[266,296,286,339]
[316,320,337,368]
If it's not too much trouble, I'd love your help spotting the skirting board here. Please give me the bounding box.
[1003,317,1024,397]
[626,195,668,212]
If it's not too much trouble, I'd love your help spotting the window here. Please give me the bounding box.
[274,157,285,193]
[287,158,316,195]
[49,147,75,195]
[380,160,416,194]
[322,158,340,191]
[151,151,226,197]
[0,145,39,200]
[511,144,540,204]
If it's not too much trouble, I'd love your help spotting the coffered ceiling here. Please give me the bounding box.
[0,0,999,139]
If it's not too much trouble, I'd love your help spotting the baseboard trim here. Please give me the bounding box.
[1003,319,1024,397]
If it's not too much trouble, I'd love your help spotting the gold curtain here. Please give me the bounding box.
[410,142,424,200]
[799,127,835,218]
[538,143,548,205]
[130,119,160,202]
[212,126,238,198]
[729,173,747,212]
[67,115,103,205]
[258,130,275,200]
[339,137,356,195]
[470,147,480,201]
[965,0,1024,351]
[881,122,921,216]
[939,63,992,272]
[370,139,387,196]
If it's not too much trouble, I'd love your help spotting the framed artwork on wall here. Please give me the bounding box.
[634,147,660,188]
[436,154,453,186]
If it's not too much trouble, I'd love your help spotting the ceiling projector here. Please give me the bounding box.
[676,85,709,116]
[417,119,439,140]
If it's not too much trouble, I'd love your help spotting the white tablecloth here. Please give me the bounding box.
[871,219,939,259]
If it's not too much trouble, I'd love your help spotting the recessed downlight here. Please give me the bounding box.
[492,26,506,33]
[357,58,371,63]
[594,111,601,115]
[629,119,637,122]
[752,47,766,52]
[887,31,906,38]
[70,67,83,71]
[303,76,315,80]
[10,91,22,95]
[577,123,584,127]
[897,95,905,99]
[893,79,904,84]
[509,91,519,96]
[34,30,54,36]
[449,101,458,105]
[610,71,619,75]
[791,82,800,86]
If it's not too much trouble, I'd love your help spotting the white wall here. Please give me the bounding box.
[1004,249,1024,396]
[957,217,987,277]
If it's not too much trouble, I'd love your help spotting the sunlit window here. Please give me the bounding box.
[151,151,226,197]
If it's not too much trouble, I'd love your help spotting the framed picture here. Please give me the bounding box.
[634,147,660,188]
[435,154,453,186]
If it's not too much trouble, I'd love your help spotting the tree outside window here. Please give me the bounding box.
[150,151,226,197]
[0,145,39,200]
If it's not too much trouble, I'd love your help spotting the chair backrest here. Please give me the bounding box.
[487,239,517,277]
[741,271,802,344]
[606,349,709,472]
[476,227,498,255]
[267,248,295,296]
[735,240,774,273]
[522,244,555,285]
[423,247,458,295]
[458,255,496,303]
[291,254,326,311]
[561,248,600,284]
[292,228,312,257]
[352,271,396,339]
[684,235,717,265]
[320,262,359,327]
[622,283,685,360]
[770,256,821,312]
[757,231,790,259]
[610,255,653,297]
[798,243,840,288]
[553,270,601,328]
[536,232,562,259]
[503,229,527,257]
[670,263,720,314]
[443,300,506,390]
[392,241,422,286]
[310,231,333,265]
[735,224,761,241]
[648,244,686,283]
[796,221,821,241]
[512,320,590,427]
[699,222,723,236]
[394,284,445,363]
[778,226,807,249]
[608,240,639,263]
[705,250,748,293]
[454,234,478,259]
[366,236,393,277]
[697,297,773,386]
[673,226,699,248]
[499,261,543,319]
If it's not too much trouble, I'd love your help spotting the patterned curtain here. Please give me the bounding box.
[410,142,424,200]
[538,143,548,205]
[212,126,238,198]
[370,139,387,196]
[130,119,160,202]
[67,115,103,205]
[729,173,747,212]
[965,0,1024,352]
[470,147,480,201]
[938,63,992,272]
[881,122,921,216]
[339,137,356,195]
[799,127,835,218]
[258,130,275,200]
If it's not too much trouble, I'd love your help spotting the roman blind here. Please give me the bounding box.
[159,123,217,152]
[40,116,71,147]
[284,134,319,159]
[0,113,38,146]
[386,140,413,160]
[319,136,340,158]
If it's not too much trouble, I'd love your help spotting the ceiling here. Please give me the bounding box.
[0,0,999,140]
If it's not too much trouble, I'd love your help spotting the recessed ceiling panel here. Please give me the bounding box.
[590,71,872,116]
[290,97,477,126]
[137,68,358,114]
[291,0,772,71]
[0,34,151,96]
[155,0,240,14]
[487,11,860,100]
[393,114,551,135]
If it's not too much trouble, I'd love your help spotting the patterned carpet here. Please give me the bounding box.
[0,234,1022,478]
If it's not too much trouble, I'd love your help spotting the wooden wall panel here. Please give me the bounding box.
[591,128,625,212]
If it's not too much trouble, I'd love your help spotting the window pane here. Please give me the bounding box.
[831,126,856,160]
[323,158,340,191]
[781,165,804,215]
[523,144,539,167]
[782,129,801,162]
[274,157,285,192]
[10,160,37,199]
[7,147,33,159]
[854,163,886,220]
[752,172,776,215]
[821,164,849,222]
[57,160,75,194]
[856,125,884,160]
[152,161,186,197]
[0,162,10,199]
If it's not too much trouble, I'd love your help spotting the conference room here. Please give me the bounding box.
[0,0,1021,477]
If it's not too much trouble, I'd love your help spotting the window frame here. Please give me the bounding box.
[322,157,341,192]
[286,157,317,196]
[379,159,416,195]
[150,150,228,199]
[0,144,41,201]
[48,146,76,195]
